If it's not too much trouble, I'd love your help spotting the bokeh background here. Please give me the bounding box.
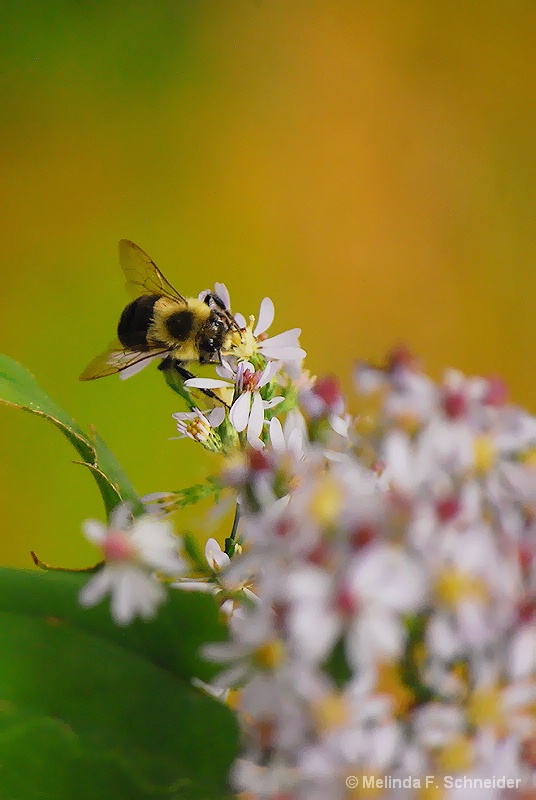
[1,2,536,567]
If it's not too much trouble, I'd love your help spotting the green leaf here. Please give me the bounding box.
[0,567,229,684]
[0,355,143,518]
[0,567,239,799]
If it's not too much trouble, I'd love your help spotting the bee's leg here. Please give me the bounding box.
[204,291,241,335]
[159,359,230,410]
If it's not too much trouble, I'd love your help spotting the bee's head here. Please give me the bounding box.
[199,291,243,363]
[198,311,230,364]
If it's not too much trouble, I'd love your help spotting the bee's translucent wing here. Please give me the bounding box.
[79,338,170,381]
[119,239,187,303]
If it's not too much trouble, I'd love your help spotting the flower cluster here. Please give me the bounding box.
[203,350,536,799]
[77,280,536,799]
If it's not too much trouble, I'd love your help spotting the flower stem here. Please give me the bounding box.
[224,501,241,557]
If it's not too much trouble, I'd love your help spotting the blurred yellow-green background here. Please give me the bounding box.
[1,2,536,567]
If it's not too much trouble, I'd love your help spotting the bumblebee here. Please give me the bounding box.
[80,240,239,398]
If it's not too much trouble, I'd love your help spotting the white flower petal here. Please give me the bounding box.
[216,358,235,379]
[173,579,216,593]
[290,606,340,662]
[110,503,133,531]
[109,568,136,625]
[247,392,265,443]
[127,517,183,576]
[253,297,275,336]
[260,343,306,362]
[234,312,246,329]
[287,427,304,453]
[82,519,107,546]
[138,574,167,620]
[214,282,231,310]
[258,360,281,388]
[261,328,301,347]
[78,567,114,608]
[263,396,284,410]
[329,414,350,437]
[205,537,230,570]
[509,626,536,680]
[207,406,225,428]
[269,417,285,452]
[230,391,251,432]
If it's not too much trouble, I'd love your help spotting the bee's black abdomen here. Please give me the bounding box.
[166,309,194,341]
[117,294,160,349]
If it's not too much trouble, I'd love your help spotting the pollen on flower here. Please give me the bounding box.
[473,435,496,474]
[435,568,488,608]
[183,414,211,442]
[466,687,502,728]
[451,660,470,692]
[312,692,349,732]
[435,734,474,772]
[417,786,445,800]
[375,662,415,716]
[346,776,384,799]
[394,410,421,434]
[520,447,536,468]
[231,317,258,361]
[253,639,285,670]
[309,474,344,526]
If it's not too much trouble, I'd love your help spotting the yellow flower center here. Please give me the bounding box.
[312,692,349,732]
[417,785,445,800]
[184,415,211,441]
[436,734,473,772]
[467,687,502,727]
[230,317,258,360]
[435,568,487,609]
[345,776,384,799]
[473,435,496,474]
[375,662,415,716]
[520,447,536,468]
[310,475,344,526]
[253,639,285,670]
[395,411,421,435]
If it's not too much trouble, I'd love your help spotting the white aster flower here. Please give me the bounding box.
[79,504,186,625]
[172,406,225,442]
[174,537,257,617]
[185,359,283,448]
[235,297,306,363]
